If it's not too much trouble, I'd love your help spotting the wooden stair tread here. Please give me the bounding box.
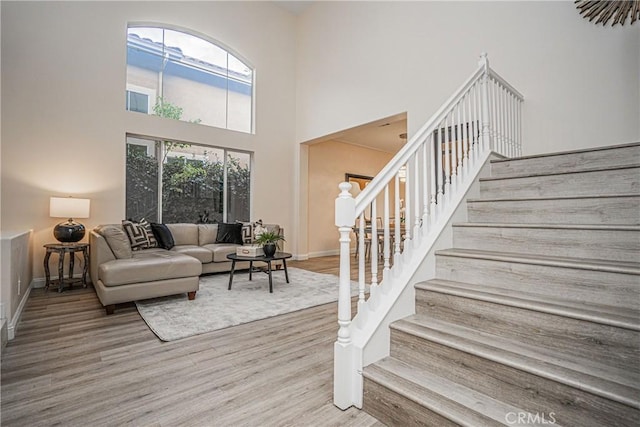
[489,142,640,164]
[391,315,640,409]
[416,279,640,331]
[468,193,640,203]
[480,164,640,181]
[452,222,640,232]
[435,248,640,275]
[364,357,531,427]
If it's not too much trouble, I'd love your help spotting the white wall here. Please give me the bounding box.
[1,1,297,279]
[0,230,33,339]
[296,1,640,155]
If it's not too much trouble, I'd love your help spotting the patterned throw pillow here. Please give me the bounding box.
[236,221,253,244]
[122,219,157,250]
[139,218,158,248]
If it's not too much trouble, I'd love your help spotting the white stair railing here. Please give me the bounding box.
[334,53,524,409]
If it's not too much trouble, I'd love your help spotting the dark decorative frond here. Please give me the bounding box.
[575,0,639,26]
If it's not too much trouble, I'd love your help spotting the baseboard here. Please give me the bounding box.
[8,282,32,340]
[294,253,309,261]
[308,249,340,258]
[32,277,46,288]
[307,248,358,258]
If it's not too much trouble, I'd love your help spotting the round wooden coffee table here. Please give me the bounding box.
[226,252,292,293]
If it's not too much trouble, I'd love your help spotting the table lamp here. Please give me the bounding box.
[50,197,90,243]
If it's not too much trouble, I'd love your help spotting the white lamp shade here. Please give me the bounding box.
[50,197,90,219]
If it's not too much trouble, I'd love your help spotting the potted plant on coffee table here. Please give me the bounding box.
[254,231,285,257]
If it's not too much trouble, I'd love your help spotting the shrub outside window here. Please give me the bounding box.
[126,26,254,133]
[126,135,251,224]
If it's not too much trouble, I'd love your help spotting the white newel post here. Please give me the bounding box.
[334,182,357,409]
[479,53,491,151]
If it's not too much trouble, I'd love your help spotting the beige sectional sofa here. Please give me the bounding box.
[90,222,282,314]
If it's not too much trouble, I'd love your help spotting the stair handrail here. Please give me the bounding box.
[354,55,523,215]
[334,53,524,410]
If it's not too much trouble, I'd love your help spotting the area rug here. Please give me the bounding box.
[135,267,358,341]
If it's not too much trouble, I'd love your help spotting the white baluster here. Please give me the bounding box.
[456,102,463,181]
[413,153,420,235]
[463,92,470,168]
[358,212,365,303]
[370,199,378,287]
[436,126,444,204]
[479,53,491,152]
[509,92,514,157]
[519,99,523,156]
[383,185,390,274]
[444,114,451,196]
[498,84,509,156]
[394,174,401,257]
[450,111,457,186]
[404,162,411,241]
[422,140,429,223]
[429,132,437,216]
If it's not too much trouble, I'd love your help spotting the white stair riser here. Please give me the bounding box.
[363,378,462,427]
[415,289,640,373]
[390,329,640,427]
[467,196,640,225]
[480,167,639,199]
[490,144,640,178]
[435,254,639,310]
[452,226,639,262]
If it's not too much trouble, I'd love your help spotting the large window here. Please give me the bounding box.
[126,26,254,133]
[126,136,251,223]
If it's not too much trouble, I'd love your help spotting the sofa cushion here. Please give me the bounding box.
[97,225,132,259]
[151,223,175,249]
[99,251,201,287]
[201,243,239,262]
[166,223,199,246]
[171,245,214,264]
[215,223,244,245]
[198,224,219,246]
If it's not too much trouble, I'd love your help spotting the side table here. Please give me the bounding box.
[43,243,90,293]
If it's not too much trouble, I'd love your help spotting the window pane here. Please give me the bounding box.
[226,151,251,222]
[227,54,253,133]
[126,137,159,222]
[126,28,163,110]
[126,91,149,113]
[126,26,253,133]
[161,143,225,224]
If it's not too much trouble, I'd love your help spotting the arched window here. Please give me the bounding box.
[126,25,254,133]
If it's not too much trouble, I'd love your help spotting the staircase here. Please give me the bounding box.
[361,143,640,426]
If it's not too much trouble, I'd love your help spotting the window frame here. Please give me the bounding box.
[126,22,256,134]
[126,83,156,114]
[125,134,253,224]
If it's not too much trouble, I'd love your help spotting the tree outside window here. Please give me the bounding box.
[126,136,251,224]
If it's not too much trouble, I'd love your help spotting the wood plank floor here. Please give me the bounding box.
[1,256,385,427]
